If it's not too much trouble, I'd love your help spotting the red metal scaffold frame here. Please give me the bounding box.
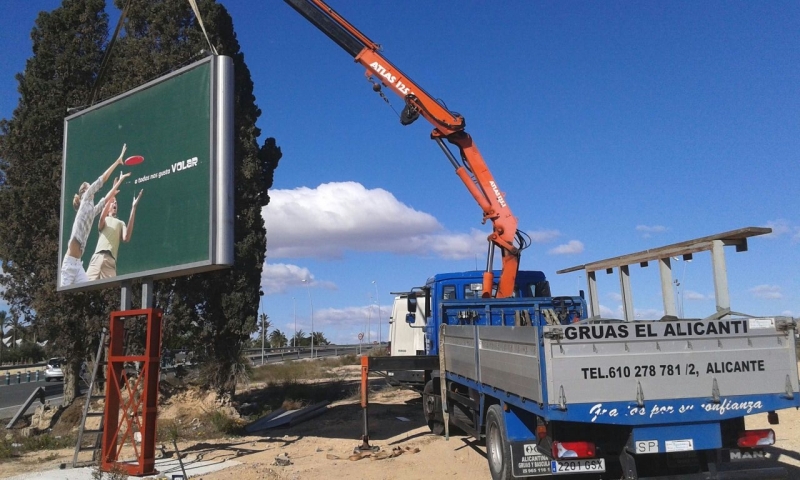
[101,308,162,476]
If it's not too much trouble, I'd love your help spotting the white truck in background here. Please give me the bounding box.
[387,291,427,389]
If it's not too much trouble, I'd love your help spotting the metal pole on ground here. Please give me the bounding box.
[372,281,382,345]
[261,313,265,366]
[302,279,314,359]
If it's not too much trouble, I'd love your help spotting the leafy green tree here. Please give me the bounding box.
[268,329,287,348]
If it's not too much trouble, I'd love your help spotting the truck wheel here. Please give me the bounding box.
[423,380,445,435]
[486,405,513,480]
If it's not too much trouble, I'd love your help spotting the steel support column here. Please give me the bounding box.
[101,308,162,476]
[658,257,676,317]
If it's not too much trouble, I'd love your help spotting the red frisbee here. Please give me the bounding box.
[124,155,144,166]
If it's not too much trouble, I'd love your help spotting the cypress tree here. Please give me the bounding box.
[103,0,281,397]
[0,0,280,401]
[0,0,110,404]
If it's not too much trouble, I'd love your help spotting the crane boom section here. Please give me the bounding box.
[285,0,521,297]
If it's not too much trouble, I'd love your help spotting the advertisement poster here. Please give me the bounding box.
[58,56,232,292]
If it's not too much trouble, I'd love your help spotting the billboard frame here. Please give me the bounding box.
[57,55,233,293]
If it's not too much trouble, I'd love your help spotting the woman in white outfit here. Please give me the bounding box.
[60,144,130,287]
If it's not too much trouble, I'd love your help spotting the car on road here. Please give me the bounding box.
[44,357,64,382]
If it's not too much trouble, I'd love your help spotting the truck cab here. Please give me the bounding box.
[387,270,562,389]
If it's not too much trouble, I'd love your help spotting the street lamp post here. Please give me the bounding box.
[367,296,372,346]
[372,280,382,345]
[302,279,315,359]
[292,296,297,349]
[260,313,265,366]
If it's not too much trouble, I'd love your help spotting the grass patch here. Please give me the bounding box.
[368,347,389,357]
[0,433,74,462]
[248,355,359,385]
[205,410,243,435]
[156,409,245,443]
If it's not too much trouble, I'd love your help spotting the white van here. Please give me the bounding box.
[386,292,427,389]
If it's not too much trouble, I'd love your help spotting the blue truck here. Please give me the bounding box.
[283,2,798,477]
[404,262,797,479]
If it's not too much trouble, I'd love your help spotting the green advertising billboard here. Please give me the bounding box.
[58,55,233,292]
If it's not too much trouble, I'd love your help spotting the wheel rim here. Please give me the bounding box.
[424,395,436,416]
[488,421,503,473]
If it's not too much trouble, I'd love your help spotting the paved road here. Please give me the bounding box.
[0,380,65,420]
[0,347,367,420]
[246,345,366,365]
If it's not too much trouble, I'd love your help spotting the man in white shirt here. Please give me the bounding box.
[86,189,143,280]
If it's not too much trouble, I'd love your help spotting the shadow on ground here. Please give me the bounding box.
[235,379,433,444]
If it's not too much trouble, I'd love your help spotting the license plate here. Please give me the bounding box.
[551,459,606,474]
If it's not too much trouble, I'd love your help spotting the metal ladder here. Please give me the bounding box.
[72,328,108,468]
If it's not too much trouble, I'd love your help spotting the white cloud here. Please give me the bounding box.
[683,290,707,301]
[763,219,791,238]
[548,240,584,255]
[636,225,667,233]
[273,304,387,344]
[597,304,663,320]
[527,229,561,243]
[263,182,488,260]
[608,292,622,302]
[598,305,615,317]
[763,219,800,243]
[260,263,336,295]
[635,308,664,319]
[750,284,782,300]
[636,225,667,238]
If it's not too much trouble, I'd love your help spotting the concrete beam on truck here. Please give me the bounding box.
[557,226,771,319]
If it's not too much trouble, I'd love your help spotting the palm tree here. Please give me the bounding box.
[292,330,308,347]
[258,313,271,350]
[9,312,22,349]
[311,331,329,346]
[259,313,271,338]
[268,329,288,348]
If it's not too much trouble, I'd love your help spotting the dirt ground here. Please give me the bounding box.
[2,370,800,479]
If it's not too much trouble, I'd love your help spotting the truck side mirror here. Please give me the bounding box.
[407,295,417,313]
[405,313,416,324]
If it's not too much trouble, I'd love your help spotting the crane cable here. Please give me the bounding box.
[88,0,131,107]
[187,0,218,55]
[88,0,216,108]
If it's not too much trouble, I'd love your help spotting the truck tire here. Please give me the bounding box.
[486,405,513,480]
[423,379,445,435]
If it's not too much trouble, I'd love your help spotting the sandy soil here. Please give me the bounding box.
[1,372,800,479]
[168,394,800,480]
[190,387,492,480]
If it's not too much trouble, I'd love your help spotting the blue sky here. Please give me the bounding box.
[1,1,798,344]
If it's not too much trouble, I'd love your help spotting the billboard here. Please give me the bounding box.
[58,55,233,292]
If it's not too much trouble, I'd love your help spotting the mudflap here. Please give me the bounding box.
[509,443,554,477]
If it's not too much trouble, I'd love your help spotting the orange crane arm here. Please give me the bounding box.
[285,0,525,297]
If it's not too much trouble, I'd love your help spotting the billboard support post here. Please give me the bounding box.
[142,278,153,309]
[120,281,132,311]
